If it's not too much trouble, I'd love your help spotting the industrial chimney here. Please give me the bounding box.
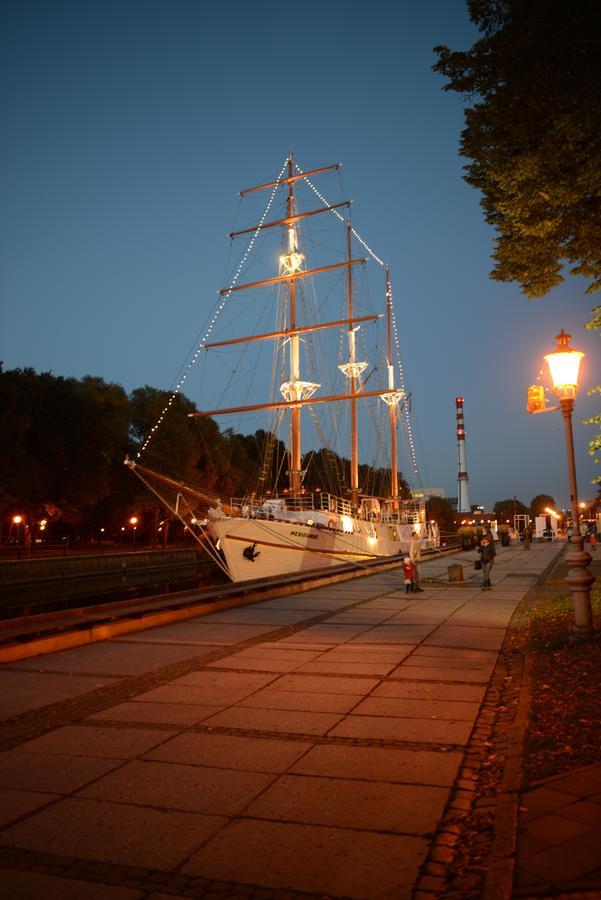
[456,396,471,513]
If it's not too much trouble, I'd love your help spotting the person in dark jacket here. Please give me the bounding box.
[478,531,496,590]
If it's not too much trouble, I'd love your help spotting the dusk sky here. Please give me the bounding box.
[2,0,599,511]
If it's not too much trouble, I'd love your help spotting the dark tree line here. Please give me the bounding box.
[0,367,409,541]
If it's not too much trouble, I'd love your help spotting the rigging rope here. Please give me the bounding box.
[137,155,421,490]
[129,466,231,577]
[294,161,421,485]
[137,156,289,460]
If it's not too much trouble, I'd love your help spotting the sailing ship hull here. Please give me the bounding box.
[207,516,409,583]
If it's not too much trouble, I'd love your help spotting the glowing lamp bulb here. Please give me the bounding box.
[544,330,584,400]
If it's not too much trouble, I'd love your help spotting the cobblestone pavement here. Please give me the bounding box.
[0,545,572,898]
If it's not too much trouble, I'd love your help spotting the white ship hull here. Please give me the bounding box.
[207,515,411,582]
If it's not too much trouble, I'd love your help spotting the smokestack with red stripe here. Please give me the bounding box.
[456,397,471,513]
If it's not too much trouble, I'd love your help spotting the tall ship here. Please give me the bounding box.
[127,156,437,582]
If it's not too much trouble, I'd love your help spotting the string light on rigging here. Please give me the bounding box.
[295,162,420,484]
[137,157,289,458]
[138,155,422,491]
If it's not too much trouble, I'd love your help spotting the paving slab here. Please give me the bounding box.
[350,625,435,643]
[245,773,450,835]
[182,818,428,900]
[0,750,123,793]
[0,797,227,871]
[412,645,497,661]
[297,624,373,641]
[202,706,344,736]
[388,664,492,683]
[329,714,473,745]
[517,826,601,883]
[214,645,323,661]
[294,659,400,676]
[144,732,312,772]
[0,789,57,828]
[16,725,169,759]
[351,696,480,722]
[289,744,462,786]
[315,646,414,662]
[79,758,277,816]
[207,655,312,673]
[270,673,379,695]
[0,669,120,719]
[135,671,277,706]
[86,700,219,725]
[373,680,487,703]
[195,607,316,624]
[403,656,495,675]
[424,624,506,650]
[0,869,143,899]
[325,610,399,624]
[238,688,361,714]
[121,622,279,645]
[6,641,213,677]
[515,764,601,891]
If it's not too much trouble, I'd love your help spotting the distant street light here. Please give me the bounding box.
[528,330,595,639]
[12,515,23,546]
[129,516,139,548]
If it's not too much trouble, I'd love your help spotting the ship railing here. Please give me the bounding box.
[279,493,353,517]
[380,499,426,526]
[227,493,353,519]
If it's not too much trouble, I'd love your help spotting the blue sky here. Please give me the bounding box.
[2,0,599,510]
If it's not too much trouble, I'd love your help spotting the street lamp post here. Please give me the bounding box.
[540,330,595,639]
[129,516,138,549]
[12,515,23,557]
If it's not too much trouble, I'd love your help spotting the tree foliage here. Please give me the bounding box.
[530,494,557,518]
[584,306,601,483]
[493,497,528,521]
[0,367,411,536]
[425,496,456,533]
[434,0,601,298]
[0,368,130,524]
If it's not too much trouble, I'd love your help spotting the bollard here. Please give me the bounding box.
[448,563,464,583]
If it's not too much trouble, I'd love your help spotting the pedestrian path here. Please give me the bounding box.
[515,765,601,895]
[0,544,561,899]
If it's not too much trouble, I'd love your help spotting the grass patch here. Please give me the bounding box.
[523,576,601,783]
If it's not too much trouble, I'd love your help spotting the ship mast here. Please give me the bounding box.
[380,267,405,512]
[192,158,403,504]
[338,224,368,508]
[278,156,320,497]
[386,269,398,510]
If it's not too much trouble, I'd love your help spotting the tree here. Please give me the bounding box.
[0,368,130,531]
[584,306,601,483]
[493,497,528,522]
[426,496,456,533]
[530,494,557,519]
[434,1,601,298]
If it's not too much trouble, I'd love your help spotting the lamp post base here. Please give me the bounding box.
[564,534,595,641]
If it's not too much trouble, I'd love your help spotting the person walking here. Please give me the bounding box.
[478,531,496,590]
[409,531,424,591]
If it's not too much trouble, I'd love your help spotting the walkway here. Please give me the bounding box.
[0,544,563,898]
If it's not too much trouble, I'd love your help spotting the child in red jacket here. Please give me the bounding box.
[402,557,415,593]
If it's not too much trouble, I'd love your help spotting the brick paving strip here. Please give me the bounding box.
[0,546,563,899]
